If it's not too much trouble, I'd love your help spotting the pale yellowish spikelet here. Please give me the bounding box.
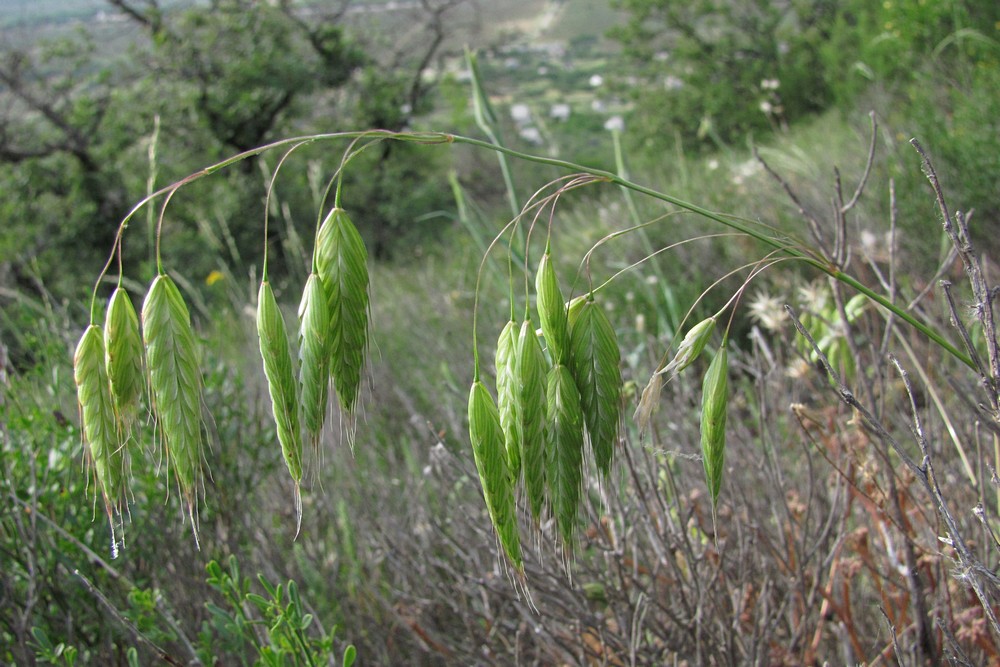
[633,374,663,437]
[258,280,304,534]
[515,319,548,523]
[546,363,584,547]
[568,297,622,475]
[656,316,716,382]
[141,274,204,543]
[636,316,716,436]
[298,273,331,449]
[700,344,729,509]
[468,380,523,572]
[74,324,128,553]
[315,208,370,420]
[104,287,144,431]
[535,251,570,365]
[495,320,521,479]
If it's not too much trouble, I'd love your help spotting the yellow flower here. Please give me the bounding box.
[205,270,225,286]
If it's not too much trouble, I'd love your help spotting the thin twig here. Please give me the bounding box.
[841,112,879,213]
[71,568,186,666]
[912,140,1000,416]
[753,146,826,251]
[940,280,988,379]
[879,606,904,667]
[879,179,899,358]
[8,494,202,664]
[936,616,976,667]
[786,305,1000,647]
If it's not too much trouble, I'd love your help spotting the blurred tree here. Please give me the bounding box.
[0,32,131,298]
[109,0,366,157]
[610,0,837,152]
[0,0,466,303]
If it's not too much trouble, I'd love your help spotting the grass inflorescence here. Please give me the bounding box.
[142,273,205,545]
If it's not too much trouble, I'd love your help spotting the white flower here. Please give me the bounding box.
[604,115,625,132]
[748,291,787,332]
[797,281,829,314]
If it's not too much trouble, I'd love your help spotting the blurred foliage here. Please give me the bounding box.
[612,0,999,266]
[611,0,837,151]
[2,0,1000,663]
[0,0,454,307]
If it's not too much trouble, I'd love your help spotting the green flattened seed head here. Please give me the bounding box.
[315,207,370,418]
[258,280,304,533]
[546,363,585,547]
[75,324,127,518]
[104,287,144,429]
[657,316,716,383]
[495,320,521,479]
[298,272,332,448]
[142,274,204,539]
[468,380,523,571]
[568,298,622,475]
[535,251,570,365]
[516,320,549,523]
[700,345,729,508]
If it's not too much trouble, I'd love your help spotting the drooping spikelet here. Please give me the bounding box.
[141,274,204,542]
[104,287,144,432]
[535,251,570,365]
[74,324,128,551]
[315,208,370,419]
[515,319,549,523]
[700,345,729,509]
[546,363,584,547]
[636,316,716,436]
[568,297,622,475]
[657,316,716,383]
[495,320,521,479]
[468,380,523,571]
[297,272,331,449]
[257,280,304,534]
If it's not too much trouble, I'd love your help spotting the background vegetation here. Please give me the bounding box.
[2,0,999,664]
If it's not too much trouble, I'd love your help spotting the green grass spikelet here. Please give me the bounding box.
[258,280,305,533]
[546,363,585,547]
[568,297,622,475]
[468,380,523,571]
[315,207,370,418]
